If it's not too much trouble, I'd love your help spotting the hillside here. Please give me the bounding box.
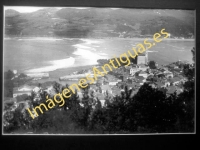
[4,8,194,38]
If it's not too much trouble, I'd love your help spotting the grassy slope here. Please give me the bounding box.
[4,8,194,38]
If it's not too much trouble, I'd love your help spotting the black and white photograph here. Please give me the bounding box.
[2,6,195,135]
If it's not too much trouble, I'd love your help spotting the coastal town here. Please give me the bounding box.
[3,50,193,131]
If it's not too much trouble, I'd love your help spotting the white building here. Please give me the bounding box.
[26,73,49,78]
[137,51,148,65]
[138,71,148,78]
[13,85,35,98]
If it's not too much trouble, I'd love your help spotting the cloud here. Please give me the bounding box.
[4,6,47,13]
[110,8,121,10]
[4,6,90,13]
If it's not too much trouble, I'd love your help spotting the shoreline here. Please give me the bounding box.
[4,37,195,41]
[4,37,194,82]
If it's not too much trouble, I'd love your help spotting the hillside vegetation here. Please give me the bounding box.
[4,8,194,38]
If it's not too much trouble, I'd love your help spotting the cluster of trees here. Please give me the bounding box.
[4,73,194,133]
[4,70,29,97]
[140,16,194,38]
[148,61,157,69]
[4,70,15,97]
[4,78,194,133]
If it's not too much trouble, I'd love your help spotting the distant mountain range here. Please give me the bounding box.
[4,8,194,38]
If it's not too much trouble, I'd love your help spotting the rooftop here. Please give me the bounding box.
[139,71,147,74]
[171,77,181,82]
[4,97,17,103]
[155,81,165,87]
[101,85,112,91]
[96,93,105,100]
[167,86,177,94]
[138,52,146,56]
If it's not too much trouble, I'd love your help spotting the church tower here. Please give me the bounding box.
[136,45,149,65]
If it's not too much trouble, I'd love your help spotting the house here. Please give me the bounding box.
[147,74,154,79]
[149,83,156,88]
[105,74,119,82]
[4,98,17,110]
[117,79,122,82]
[10,102,19,111]
[135,76,146,85]
[127,82,140,90]
[96,93,106,107]
[26,72,49,78]
[164,71,174,79]
[17,100,32,113]
[44,86,57,97]
[96,78,104,85]
[138,71,148,78]
[137,53,146,65]
[125,65,132,70]
[138,64,148,71]
[158,87,167,94]
[159,67,168,73]
[132,82,141,88]
[4,97,17,104]
[164,81,170,87]
[168,64,178,69]
[13,85,35,98]
[177,75,187,83]
[89,84,98,92]
[44,86,54,94]
[112,89,122,97]
[14,85,35,91]
[109,81,118,86]
[176,87,183,95]
[166,86,177,96]
[173,68,182,72]
[157,73,165,78]
[129,89,138,98]
[77,91,83,100]
[33,86,41,93]
[100,100,106,107]
[130,67,140,76]
[155,81,165,88]
[13,91,32,98]
[88,97,96,105]
[32,92,42,102]
[177,75,184,79]
[170,77,181,85]
[101,85,112,94]
[120,74,129,82]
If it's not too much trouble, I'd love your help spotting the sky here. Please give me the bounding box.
[4,6,88,13]
[4,6,120,13]
[4,7,49,13]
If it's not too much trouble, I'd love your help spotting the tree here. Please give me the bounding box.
[4,80,14,97]
[53,82,61,93]
[4,70,15,80]
[183,64,194,80]
[18,73,27,79]
[4,70,15,97]
[16,94,29,102]
[183,47,195,80]
[191,47,195,62]
[128,83,177,132]
[173,47,195,132]
[174,82,194,132]
[148,61,157,69]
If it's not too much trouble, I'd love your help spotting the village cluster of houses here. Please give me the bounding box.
[74,60,188,108]
[3,60,189,128]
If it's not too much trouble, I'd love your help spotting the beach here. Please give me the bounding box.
[4,37,195,83]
